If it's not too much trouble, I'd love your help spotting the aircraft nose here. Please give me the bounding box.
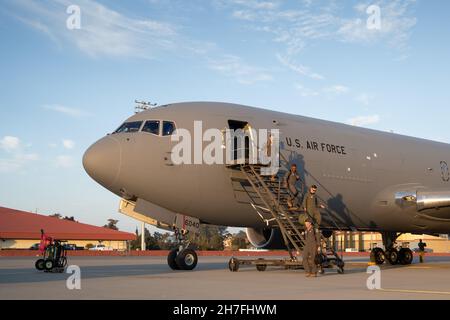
[83,136,121,188]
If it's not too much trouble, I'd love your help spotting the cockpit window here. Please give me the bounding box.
[114,121,143,134]
[162,121,176,136]
[142,120,160,135]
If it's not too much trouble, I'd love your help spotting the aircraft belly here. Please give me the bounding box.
[189,165,264,227]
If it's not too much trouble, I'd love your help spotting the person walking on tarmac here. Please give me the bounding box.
[418,239,427,263]
[284,164,301,210]
[301,185,325,227]
[303,218,321,277]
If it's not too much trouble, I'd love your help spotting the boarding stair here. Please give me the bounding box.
[227,158,345,273]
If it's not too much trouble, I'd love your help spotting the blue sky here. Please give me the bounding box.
[1,0,449,233]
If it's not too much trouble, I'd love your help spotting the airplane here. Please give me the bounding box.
[83,101,450,270]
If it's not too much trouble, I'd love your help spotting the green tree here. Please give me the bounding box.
[103,219,119,230]
[231,230,249,250]
[154,232,175,250]
[130,228,168,250]
[190,225,228,250]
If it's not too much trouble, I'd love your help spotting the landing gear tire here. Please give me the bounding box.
[229,258,239,272]
[44,259,54,271]
[386,248,399,265]
[370,248,385,265]
[175,249,198,271]
[322,230,333,239]
[256,259,267,272]
[398,248,414,265]
[336,260,345,274]
[35,259,45,271]
[167,249,180,270]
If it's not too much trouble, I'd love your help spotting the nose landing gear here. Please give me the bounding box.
[167,228,199,271]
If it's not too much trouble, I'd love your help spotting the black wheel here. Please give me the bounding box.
[337,266,344,274]
[167,249,180,270]
[256,261,267,272]
[386,248,399,265]
[229,258,239,272]
[175,249,198,271]
[398,248,414,265]
[337,260,345,269]
[35,259,45,271]
[322,230,333,239]
[44,259,54,271]
[59,256,68,268]
[315,253,324,265]
[370,248,385,265]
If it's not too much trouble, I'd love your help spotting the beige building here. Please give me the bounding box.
[331,231,450,253]
[0,207,135,251]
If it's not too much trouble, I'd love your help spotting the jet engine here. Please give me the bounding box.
[245,227,286,249]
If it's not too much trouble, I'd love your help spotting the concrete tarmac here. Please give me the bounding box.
[1,256,450,300]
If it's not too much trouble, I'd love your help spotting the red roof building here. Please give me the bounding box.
[0,206,135,250]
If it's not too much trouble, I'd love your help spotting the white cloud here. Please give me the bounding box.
[324,85,350,95]
[0,154,39,173]
[56,155,75,168]
[43,105,91,118]
[338,0,417,50]
[276,54,324,80]
[0,136,39,173]
[348,115,380,127]
[0,159,22,173]
[6,0,179,59]
[355,93,374,106]
[295,84,319,97]
[208,55,273,85]
[21,154,39,161]
[62,139,75,150]
[234,0,279,10]
[0,136,20,152]
[7,0,272,86]
[222,0,417,76]
[232,10,256,21]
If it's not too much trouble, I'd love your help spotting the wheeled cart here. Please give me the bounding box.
[228,248,344,274]
[35,240,68,273]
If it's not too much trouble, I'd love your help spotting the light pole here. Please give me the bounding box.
[141,222,146,251]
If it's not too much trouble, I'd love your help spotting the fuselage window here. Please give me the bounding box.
[142,120,160,136]
[113,121,143,134]
[162,121,176,136]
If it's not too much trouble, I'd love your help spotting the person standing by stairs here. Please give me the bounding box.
[303,218,321,277]
[301,185,325,227]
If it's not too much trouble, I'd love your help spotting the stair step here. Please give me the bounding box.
[240,164,324,257]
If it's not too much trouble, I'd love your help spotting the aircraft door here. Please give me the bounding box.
[227,120,253,163]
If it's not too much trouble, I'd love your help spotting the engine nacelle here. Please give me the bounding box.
[246,228,286,249]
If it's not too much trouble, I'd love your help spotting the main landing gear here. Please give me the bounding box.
[370,232,414,266]
[167,228,198,271]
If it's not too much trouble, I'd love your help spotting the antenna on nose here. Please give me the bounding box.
[134,100,157,113]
